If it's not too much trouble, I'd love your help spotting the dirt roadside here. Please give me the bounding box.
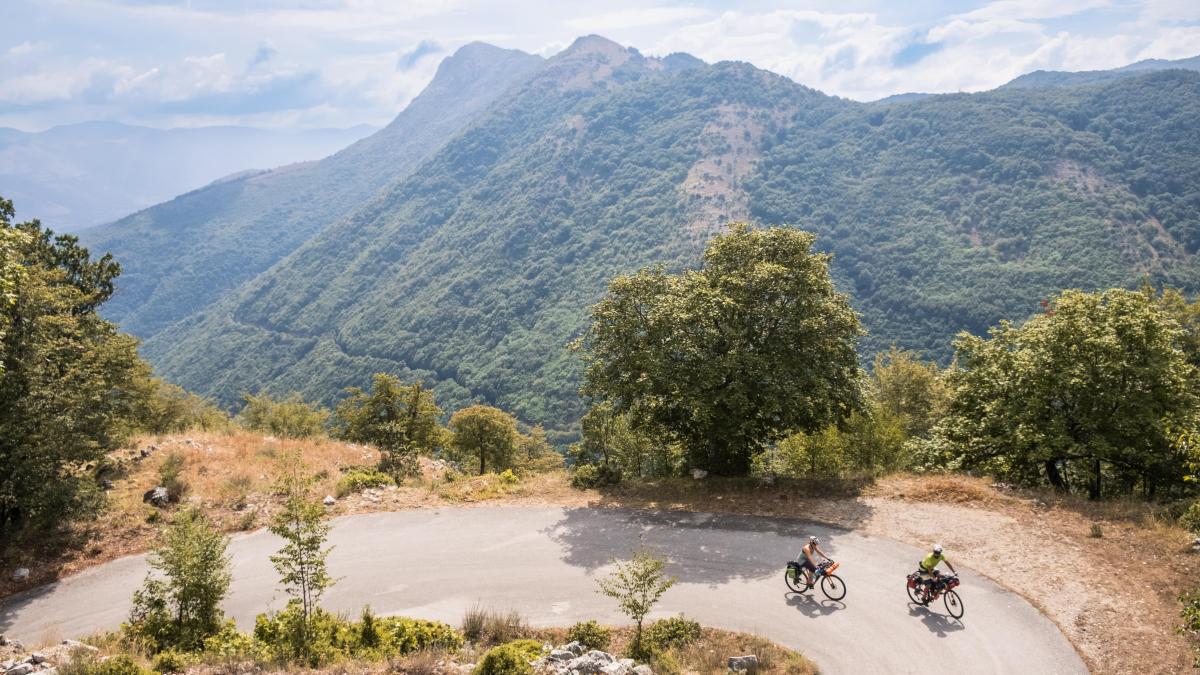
[1,433,1195,674]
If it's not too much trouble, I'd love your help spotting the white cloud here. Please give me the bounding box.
[565,6,711,31]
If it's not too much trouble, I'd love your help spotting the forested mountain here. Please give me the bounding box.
[79,43,543,339]
[0,121,375,230]
[1002,52,1200,89]
[119,36,1200,443]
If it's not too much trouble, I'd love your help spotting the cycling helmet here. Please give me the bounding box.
[932,544,943,555]
[809,536,820,545]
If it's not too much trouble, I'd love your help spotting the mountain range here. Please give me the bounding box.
[1,122,376,230]
[74,37,1200,441]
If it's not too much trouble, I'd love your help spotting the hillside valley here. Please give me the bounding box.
[80,36,1200,440]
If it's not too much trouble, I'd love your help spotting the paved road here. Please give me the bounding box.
[0,507,1085,674]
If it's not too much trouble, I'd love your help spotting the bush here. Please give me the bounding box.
[566,620,611,651]
[498,469,519,485]
[644,615,701,651]
[237,392,328,439]
[157,452,188,503]
[335,469,396,498]
[473,639,543,675]
[59,654,154,675]
[1181,589,1200,667]
[251,604,462,665]
[1179,501,1200,534]
[462,606,526,645]
[150,650,191,674]
[570,464,621,489]
[201,621,266,662]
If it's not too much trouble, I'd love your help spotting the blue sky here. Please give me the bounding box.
[3,0,1198,131]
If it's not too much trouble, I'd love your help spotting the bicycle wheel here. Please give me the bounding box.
[785,567,807,593]
[906,580,922,604]
[944,590,964,619]
[821,574,846,601]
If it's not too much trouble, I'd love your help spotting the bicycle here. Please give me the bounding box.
[786,559,846,601]
[906,571,963,619]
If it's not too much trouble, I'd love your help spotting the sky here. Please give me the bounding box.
[3,0,1199,131]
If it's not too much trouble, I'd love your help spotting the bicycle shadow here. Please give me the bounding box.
[785,591,846,618]
[906,603,965,637]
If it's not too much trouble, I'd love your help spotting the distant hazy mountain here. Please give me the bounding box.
[118,36,1199,443]
[0,122,376,230]
[80,42,543,339]
[1002,53,1200,89]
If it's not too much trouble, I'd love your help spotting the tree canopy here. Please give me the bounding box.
[578,223,863,475]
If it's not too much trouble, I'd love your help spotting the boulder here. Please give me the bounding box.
[0,634,7,646]
[322,495,336,506]
[727,655,759,673]
[631,665,653,675]
[563,641,585,656]
[28,653,46,664]
[142,487,170,507]
[10,568,29,583]
[566,650,615,674]
[600,661,630,675]
[100,479,114,491]
[548,650,575,662]
[1,661,13,672]
[6,664,34,675]
[691,468,708,480]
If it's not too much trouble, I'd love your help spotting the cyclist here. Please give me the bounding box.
[916,544,957,601]
[797,535,830,587]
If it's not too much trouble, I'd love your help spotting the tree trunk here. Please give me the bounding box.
[1044,459,1066,491]
[1088,457,1102,500]
[480,452,486,476]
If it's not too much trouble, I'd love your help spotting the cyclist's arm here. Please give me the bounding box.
[815,545,830,560]
[946,559,957,574]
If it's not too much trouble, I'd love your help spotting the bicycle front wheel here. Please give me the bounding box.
[821,574,846,601]
[944,589,964,619]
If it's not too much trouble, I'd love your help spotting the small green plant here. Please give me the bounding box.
[1089,523,1103,538]
[150,649,191,674]
[1181,589,1200,667]
[236,511,257,531]
[473,639,543,675]
[335,469,396,498]
[566,620,611,651]
[596,547,676,659]
[644,615,701,651]
[498,469,519,485]
[59,653,154,675]
[461,605,526,645]
[157,452,188,502]
[221,473,254,509]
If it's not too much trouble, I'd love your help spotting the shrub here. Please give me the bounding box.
[462,605,526,645]
[201,621,266,662]
[150,650,191,674]
[253,604,342,666]
[59,654,154,675]
[644,615,702,651]
[157,452,188,502]
[1181,589,1200,667]
[570,464,621,489]
[237,392,328,439]
[498,469,519,485]
[1179,501,1200,534]
[473,639,543,675]
[376,616,463,654]
[335,469,396,497]
[566,620,611,651]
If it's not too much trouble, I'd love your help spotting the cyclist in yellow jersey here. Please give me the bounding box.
[916,544,957,601]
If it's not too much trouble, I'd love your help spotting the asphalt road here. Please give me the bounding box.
[0,507,1086,674]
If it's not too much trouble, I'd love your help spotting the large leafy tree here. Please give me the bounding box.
[577,223,864,475]
[0,197,146,536]
[335,374,443,477]
[940,288,1198,499]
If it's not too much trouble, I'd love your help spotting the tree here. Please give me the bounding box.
[870,347,951,439]
[596,548,676,658]
[135,377,231,435]
[127,508,232,652]
[570,402,673,478]
[577,223,864,475]
[269,454,335,660]
[938,288,1198,499]
[335,374,443,477]
[448,405,518,475]
[0,196,146,537]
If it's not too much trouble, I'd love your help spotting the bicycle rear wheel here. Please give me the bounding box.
[785,567,807,593]
[944,590,964,619]
[906,580,922,604]
[821,574,846,601]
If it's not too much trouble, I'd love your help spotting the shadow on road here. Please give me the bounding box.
[545,508,857,586]
[785,591,846,618]
[906,603,965,637]
[0,582,57,635]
